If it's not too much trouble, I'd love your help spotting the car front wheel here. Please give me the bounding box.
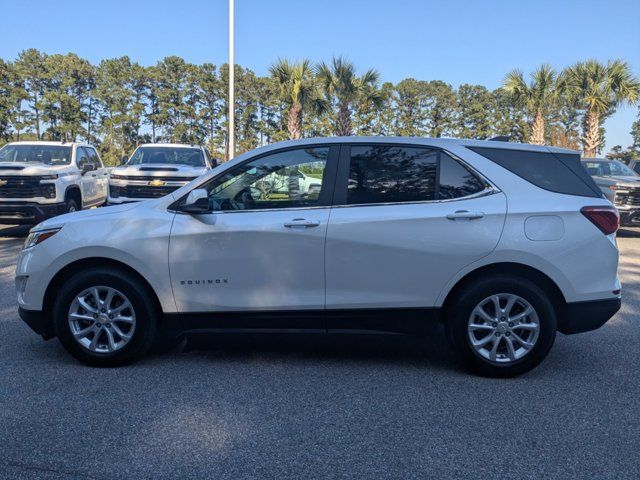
[446,274,557,377]
[53,267,158,367]
[65,198,79,213]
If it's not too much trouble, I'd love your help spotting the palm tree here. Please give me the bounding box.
[560,60,640,158]
[502,64,557,145]
[269,59,324,140]
[315,56,383,136]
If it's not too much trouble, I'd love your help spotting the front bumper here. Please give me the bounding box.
[618,209,640,227]
[18,307,55,340]
[558,297,621,334]
[0,202,66,225]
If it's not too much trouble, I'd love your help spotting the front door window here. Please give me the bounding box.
[202,147,330,211]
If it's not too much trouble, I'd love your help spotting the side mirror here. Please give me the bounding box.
[120,155,128,166]
[179,188,211,214]
[82,163,96,174]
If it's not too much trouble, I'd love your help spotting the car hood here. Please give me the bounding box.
[0,162,75,176]
[34,201,146,230]
[593,175,640,188]
[111,163,208,178]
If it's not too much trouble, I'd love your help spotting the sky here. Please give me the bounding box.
[1,0,639,151]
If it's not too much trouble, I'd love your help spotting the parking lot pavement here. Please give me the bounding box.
[0,225,639,480]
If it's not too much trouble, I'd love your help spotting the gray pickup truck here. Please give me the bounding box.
[582,158,640,226]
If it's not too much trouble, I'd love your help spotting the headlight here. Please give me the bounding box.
[40,174,58,181]
[23,228,62,250]
[110,174,124,180]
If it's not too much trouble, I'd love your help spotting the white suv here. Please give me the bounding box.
[0,141,108,224]
[15,137,621,376]
[108,143,215,204]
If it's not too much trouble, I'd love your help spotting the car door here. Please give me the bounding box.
[87,147,108,201]
[325,144,507,332]
[168,144,339,329]
[75,147,96,206]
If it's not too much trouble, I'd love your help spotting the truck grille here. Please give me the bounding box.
[111,175,196,182]
[110,184,181,199]
[615,187,640,207]
[0,176,55,199]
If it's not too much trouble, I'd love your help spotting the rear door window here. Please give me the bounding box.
[341,145,487,205]
[347,145,438,204]
[438,153,486,199]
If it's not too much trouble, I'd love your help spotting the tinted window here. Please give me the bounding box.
[348,146,437,204]
[203,147,329,211]
[438,153,485,199]
[468,147,601,198]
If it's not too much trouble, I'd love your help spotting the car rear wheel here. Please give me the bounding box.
[446,274,557,377]
[53,267,157,367]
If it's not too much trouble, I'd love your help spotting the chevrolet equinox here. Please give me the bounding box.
[16,137,622,377]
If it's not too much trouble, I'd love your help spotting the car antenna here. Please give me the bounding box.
[489,135,510,142]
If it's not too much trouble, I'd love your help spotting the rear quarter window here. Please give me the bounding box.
[468,147,601,198]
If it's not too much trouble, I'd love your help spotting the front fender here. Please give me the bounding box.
[16,205,177,313]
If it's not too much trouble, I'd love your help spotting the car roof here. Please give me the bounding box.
[137,143,202,149]
[235,136,578,156]
[4,141,92,147]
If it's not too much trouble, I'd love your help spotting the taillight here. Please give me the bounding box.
[580,206,619,235]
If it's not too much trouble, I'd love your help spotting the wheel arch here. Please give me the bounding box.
[64,185,82,207]
[43,257,164,323]
[440,262,567,321]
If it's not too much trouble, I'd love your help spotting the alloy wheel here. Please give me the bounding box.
[68,286,136,353]
[467,293,540,363]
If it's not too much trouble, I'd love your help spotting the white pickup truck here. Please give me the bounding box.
[0,141,108,225]
[108,143,215,204]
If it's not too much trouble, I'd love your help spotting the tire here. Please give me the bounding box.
[445,274,557,377]
[53,267,158,367]
[65,197,79,213]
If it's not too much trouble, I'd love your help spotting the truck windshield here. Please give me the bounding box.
[0,145,72,165]
[127,147,205,167]
[583,160,638,177]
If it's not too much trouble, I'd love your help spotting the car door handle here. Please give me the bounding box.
[284,219,321,229]
[446,210,485,221]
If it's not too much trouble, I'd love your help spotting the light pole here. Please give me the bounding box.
[228,0,235,160]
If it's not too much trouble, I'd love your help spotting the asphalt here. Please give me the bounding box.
[0,224,639,479]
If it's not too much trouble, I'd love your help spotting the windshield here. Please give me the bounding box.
[584,160,638,178]
[0,144,72,165]
[127,146,205,167]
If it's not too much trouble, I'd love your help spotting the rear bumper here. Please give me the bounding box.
[18,307,55,340]
[0,202,66,225]
[558,298,621,334]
